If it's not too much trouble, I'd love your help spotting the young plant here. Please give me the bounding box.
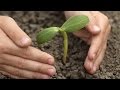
[36,15,89,64]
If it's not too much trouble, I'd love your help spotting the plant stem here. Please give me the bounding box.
[59,29,68,64]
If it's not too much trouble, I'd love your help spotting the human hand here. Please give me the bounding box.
[0,16,56,79]
[64,11,111,74]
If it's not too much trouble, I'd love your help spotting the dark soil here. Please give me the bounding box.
[0,11,120,79]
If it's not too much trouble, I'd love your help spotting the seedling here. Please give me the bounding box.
[36,15,89,64]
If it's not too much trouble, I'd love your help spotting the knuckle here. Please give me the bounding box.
[0,43,7,53]
[104,15,109,24]
[3,16,14,22]
[17,59,26,68]
[0,65,8,72]
[20,48,31,58]
[14,69,23,77]
[104,15,108,20]
[0,16,14,26]
[36,64,43,72]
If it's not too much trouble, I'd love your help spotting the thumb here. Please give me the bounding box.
[86,14,101,35]
[0,16,32,47]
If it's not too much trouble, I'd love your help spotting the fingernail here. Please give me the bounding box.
[93,25,100,32]
[48,68,56,76]
[21,37,31,45]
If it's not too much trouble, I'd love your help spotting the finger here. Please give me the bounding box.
[90,25,111,73]
[0,70,23,79]
[0,28,17,53]
[0,64,50,79]
[84,56,93,72]
[90,44,106,74]
[84,44,103,74]
[91,25,111,61]
[91,11,109,31]
[7,45,55,65]
[1,54,56,76]
[19,47,55,65]
[0,16,32,47]
[87,33,103,61]
[84,31,103,71]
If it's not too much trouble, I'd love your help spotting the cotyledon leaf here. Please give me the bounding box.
[61,15,89,33]
[36,27,59,44]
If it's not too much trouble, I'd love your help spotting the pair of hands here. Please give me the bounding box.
[0,11,111,79]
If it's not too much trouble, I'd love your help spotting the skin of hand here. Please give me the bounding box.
[0,16,56,79]
[64,11,111,74]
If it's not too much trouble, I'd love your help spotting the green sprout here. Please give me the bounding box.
[36,15,89,64]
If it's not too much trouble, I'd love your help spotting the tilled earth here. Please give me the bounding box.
[0,11,120,79]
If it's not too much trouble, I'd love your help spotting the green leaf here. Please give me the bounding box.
[36,27,59,44]
[61,15,89,32]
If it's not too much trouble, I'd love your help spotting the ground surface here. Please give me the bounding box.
[0,11,120,79]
